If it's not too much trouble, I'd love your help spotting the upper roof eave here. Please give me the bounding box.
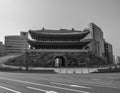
[28,29,90,35]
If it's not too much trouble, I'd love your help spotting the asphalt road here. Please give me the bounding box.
[0,72,120,93]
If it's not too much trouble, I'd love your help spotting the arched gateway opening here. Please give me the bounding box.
[53,55,67,67]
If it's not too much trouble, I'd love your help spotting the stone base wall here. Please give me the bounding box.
[27,52,89,67]
[5,51,107,67]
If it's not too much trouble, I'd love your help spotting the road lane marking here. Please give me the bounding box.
[0,86,21,93]
[1,73,120,89]
[51,82,91,89]
[27,86,58,93]
[0,77,90,93]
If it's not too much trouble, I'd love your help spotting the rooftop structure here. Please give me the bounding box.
[28,29,91,50]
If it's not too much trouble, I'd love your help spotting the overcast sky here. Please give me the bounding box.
[0,0,120,57]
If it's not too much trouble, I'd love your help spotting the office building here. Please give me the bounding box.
[104,42,113,64]
[116,56,120,65]
[84,23,105,57]
[0,42,5,56]
[5,32,28,54]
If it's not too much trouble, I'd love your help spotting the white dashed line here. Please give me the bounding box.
[27,86,58,93]
[0,77,90,93]
[51,82,91,89]
[0,86,21,93]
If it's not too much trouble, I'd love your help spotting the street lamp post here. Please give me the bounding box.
[87,48,90,73]
[25,49,29,71]
[66,60,68,74]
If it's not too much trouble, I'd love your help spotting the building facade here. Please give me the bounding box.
[83,23,105,57]
[104,42,113,64]
[0,42,5,56]
[5,32,28,54]
[27,29,91,67]
[116,56,120,65]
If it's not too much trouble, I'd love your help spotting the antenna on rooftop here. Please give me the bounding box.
[42,27,45,30]
[72,28,74,31]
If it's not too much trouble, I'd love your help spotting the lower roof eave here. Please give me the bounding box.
[27,49,89,52]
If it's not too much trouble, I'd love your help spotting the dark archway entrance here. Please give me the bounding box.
[53,55,66,67]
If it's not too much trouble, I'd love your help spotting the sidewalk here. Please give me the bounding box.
[1,64,97,73]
